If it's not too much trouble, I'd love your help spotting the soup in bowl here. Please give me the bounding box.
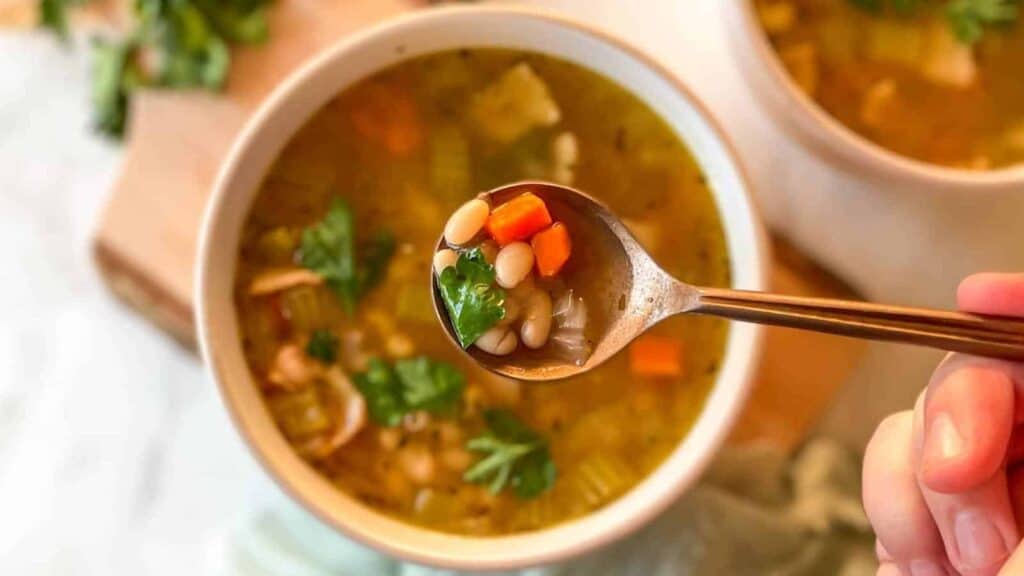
[726,0,1024,191]
[197,6,766,569]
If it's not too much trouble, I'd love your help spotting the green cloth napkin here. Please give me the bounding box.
[218,439,876,575]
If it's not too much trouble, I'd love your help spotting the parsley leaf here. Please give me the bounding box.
[437,248,506,348]
[92,37,141,137]
[394,356,465,415]
[464,410,556,499]
[353,357,466,426]
[305,330,338,364]
[300,198,395,313]
[354,358,406,426]
[947,0,1019,43]
[39,0,77,38]
[40,0,272,139]
[846,0,1019,43]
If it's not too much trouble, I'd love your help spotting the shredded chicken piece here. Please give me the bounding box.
[267,344,323,391]
[296,367,367,460]
[859,79,897,129]
[248,268,322,296]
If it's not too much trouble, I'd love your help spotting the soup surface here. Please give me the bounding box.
[754,0,1024,169]
[234,49,730,535]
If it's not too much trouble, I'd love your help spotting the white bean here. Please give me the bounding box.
[495,242,535,288]
[398,446,437,485]
[444,199,489,245]
[474,326,519,355]
[521,290,553,349]
[433,248,459,275]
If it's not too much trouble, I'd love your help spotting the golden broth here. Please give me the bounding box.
[234,49,730,535]
[754,0,1024,169]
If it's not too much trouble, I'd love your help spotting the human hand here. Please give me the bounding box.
[863,273,1024,576]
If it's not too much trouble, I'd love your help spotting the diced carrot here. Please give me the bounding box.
[485,192,553,246]
[531,222,572,277]
[350,82,423,157]
[629,335,684,377]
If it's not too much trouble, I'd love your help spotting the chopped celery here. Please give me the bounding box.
[397,284,437,325]
[429,123,472,203]
[268,387,331,439]
[256,227,299,264]
[866,20,925,68]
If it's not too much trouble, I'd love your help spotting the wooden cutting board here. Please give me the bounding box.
[89,0,866,452]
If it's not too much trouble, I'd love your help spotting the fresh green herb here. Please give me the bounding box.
[38,0,272,138]
[464,410,556,499]
[848,0,921,13]
[354,357,466,426]
[846,0,1019,43]
[300,198,395,313]
[393,356,465,415]
[947,0,1019,43]
[437,248,506,348]
[354,358,406,426]
[305,330,339,364]
[91,37,141,137]
[39,0,82,38]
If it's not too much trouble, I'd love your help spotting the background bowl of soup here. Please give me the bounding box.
[197,5,767,570]
[724,0,1024,193]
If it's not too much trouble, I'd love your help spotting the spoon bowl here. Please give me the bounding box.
[433,183,1024,381]
[431,181,699,381]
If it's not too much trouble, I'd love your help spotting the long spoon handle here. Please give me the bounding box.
[693,288,1024,361]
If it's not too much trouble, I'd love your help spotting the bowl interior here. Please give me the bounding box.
[728,0,1024,188]
[197,6,767,570]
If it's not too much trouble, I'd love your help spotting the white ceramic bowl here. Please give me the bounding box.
[197,6,767,570]
[723,0,1024,194]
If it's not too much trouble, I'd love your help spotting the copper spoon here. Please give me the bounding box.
[432,182,1024,382]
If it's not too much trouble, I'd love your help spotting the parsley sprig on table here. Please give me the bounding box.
[353,357,466,427]
[38,0,273,138]
[847,0,1020,44]
[464,410,556,499]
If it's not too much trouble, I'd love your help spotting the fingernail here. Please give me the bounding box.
[926,413,964,462]
[909,559,946,576]
[955,509,1008,569]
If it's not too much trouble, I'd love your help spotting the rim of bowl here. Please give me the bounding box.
[196,5,768,570]
[728,0,1024,189]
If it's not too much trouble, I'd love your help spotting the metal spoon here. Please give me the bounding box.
[432,182,1024,382]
